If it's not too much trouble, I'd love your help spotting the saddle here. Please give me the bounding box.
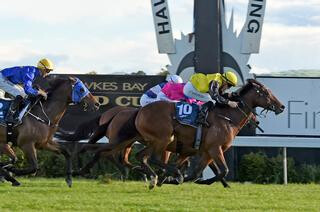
[175,101,210,150]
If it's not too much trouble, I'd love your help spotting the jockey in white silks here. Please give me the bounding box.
[140,74,183,107]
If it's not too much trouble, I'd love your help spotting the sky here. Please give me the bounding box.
[0,0,319,75]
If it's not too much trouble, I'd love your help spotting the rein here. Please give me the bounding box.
[236,101,264,133]
[24,98,57,128]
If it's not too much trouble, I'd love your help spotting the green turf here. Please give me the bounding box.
[0,178,319,211]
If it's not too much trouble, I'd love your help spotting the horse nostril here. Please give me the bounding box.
[281,105,285,110]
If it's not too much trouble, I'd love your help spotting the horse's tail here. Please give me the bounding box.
[56,116,101,141]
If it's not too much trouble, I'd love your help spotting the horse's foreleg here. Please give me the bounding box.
[58,144,73,187]
[195,161,230,187]
[196,147,229,186]
[77,137,136,176]
[78,131,105,154]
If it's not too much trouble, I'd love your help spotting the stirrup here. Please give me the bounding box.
[197,113,210,127]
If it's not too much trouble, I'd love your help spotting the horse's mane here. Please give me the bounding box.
[46,76,70,94]
[237,78,263,96]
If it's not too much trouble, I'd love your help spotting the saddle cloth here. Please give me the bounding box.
[175,102,199,128]
[0,99,29,126]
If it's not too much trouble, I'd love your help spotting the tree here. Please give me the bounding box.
[131,70,146,75]
[86,70,97,75]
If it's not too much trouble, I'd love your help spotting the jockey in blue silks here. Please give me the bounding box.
[0,58,54,123]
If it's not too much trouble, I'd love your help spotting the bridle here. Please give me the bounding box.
[235,82,277,133]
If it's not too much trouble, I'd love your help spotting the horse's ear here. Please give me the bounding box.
[247,79,255,84]
[69,77,77,84]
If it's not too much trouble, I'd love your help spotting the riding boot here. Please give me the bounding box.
[197,101,213,127]
[6,95,23,124]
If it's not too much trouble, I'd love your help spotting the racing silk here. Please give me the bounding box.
[190,73,228,105]
[144,82,166,98]
[190,73,223,93]
[1,66,40,96]
[161,82,203,105]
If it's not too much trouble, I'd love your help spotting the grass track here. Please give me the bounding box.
[0,178,319,211]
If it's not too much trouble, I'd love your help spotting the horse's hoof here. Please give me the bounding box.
[149,175,158,190]
[176,175,184,185]
[11,181,21,187]
[65,178,72,188]
[194,179,208,184]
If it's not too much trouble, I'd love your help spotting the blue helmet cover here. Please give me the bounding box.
[72,78,90,103]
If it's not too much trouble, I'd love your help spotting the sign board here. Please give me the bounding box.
[256,76,320,137]
[241,0,266,54]
[151,0,175,54]
[37,74,165,131]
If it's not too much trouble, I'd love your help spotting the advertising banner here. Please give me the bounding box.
[256,76,320,137]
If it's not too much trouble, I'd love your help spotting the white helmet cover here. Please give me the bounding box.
[166,74,183,83]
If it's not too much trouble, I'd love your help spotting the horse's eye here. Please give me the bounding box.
[80,88,85,93]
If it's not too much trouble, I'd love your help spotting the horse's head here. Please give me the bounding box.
[47,76,100,112]
[239,79,285,115]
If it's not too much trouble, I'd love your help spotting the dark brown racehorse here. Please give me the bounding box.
[78,79,284,189]
[0,76,99,186]
[56,106,138,178]
[57,105,170,180]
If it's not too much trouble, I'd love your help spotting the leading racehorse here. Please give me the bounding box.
[78,79,284,189]
[0,76,100,186]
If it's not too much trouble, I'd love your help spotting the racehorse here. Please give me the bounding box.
[77,79,284,189]
[57,105,170,180]
[0,76,100,186]
[63,104,257,187]
[56,106,138,179]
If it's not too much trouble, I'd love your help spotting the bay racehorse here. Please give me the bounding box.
[77,79,284,189]
[0,76,99,186]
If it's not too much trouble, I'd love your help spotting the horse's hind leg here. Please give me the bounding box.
[0,144,18,166]
[6,143,38,176]
[184,153,211,182]
[135,146,158,189]
[0,167,20,186]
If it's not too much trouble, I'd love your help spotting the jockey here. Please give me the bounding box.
[157,82,203,105]
[0,58,54,123]
[183,71,238,125]
[140,74,183,107]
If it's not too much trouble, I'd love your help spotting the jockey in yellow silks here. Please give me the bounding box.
[183,71,238,125]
